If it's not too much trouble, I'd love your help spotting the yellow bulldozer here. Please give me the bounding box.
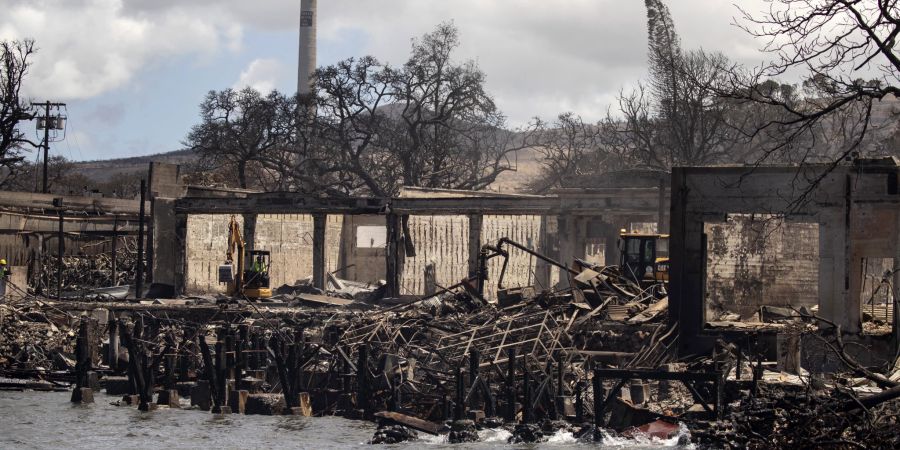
[218,215,272,299]
[619,231,669,285]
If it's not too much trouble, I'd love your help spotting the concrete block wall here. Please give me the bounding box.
[185,214,236,293]
[401,215,470,296]
[399,214,544,299]
[482,215,543,293]
[705,215,819,319]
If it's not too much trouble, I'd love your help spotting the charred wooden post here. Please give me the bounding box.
[178,328,193,383]
[293,329,305,396]
[715,367,725,420]
[269,334,295,409]
[468,348,480,413]
[505,348,517,423]
[556,357,564,398]
[71,320,94,403]
[469,349,480,388]
[454,366,465,421]
[237,324,249,383]
[555,356,565,418]
[575,381,584,423]
[356,343,370,416]
[163,352,176,391]
[225,333,235,381]
[751,348,762,398]
[140,348,155,411]
[522,367,533,424]
[213,338,230,413]
[389,373,401,412]
[658,364,672,400]
[481,377,497,419]
[592,372,605,428]
[120,319,151,410]
[248,333,259,371]
[198,335,220,411]
[258,332,268,369]
[122,322,138,396]
[285,340,298,407]
[545,359,557,420]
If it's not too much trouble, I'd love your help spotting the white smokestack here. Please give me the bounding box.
[298,0,317,95]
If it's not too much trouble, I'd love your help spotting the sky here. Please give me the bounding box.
[0,0,769,162]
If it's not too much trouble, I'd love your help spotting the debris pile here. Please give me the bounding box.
[0,236,899,449]
[0,298,77,377]
[34,240,142,294]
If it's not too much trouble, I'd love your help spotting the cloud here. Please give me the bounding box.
[0,0,771,126]
[233,59,285,93]
[308,0,769,124]
[84,101,127,127]
[0,0,242,100]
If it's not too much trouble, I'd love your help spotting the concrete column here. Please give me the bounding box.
[337,215,354,279]
[151,198,178,289]
[242,214,257,257]
[657,177,669,233]
[534,216,554,290]
[312,214,326,290]
[557,214,586,286]
[467,214,483,280]
[602,221,621,267]
[385,214,402,297]
[819,216,856,332]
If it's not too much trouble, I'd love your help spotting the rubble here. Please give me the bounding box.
[34,239,142,296]
[0,236,898,449]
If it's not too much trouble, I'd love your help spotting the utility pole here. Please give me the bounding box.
[32,101,67,193]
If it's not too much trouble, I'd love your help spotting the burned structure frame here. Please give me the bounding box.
[669,159,900,357]
[150,162,669,303]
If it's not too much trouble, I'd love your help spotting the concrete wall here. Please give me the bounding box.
[338,215,386,284]
[401,215,470,296]
[705,215,819,319]
[483,215,544,292]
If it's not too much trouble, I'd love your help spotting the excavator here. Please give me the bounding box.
[219,215,272,299]
[619,231,669,285]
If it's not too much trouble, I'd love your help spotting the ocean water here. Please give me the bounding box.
[0,391,689,449]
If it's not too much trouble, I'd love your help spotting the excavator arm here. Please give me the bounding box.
[226,215,245,295]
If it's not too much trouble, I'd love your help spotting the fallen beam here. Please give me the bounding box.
[374,411,443,435]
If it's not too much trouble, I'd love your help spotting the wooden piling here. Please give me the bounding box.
[523,366,532,424]
[592,372,605,427]
[575,381,584,423]
[505,348,517,423]
[356,343,369,416]
[454,366,464,421]
[198,335,220,411]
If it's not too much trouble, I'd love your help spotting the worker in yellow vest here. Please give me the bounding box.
[0,259,10,299]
